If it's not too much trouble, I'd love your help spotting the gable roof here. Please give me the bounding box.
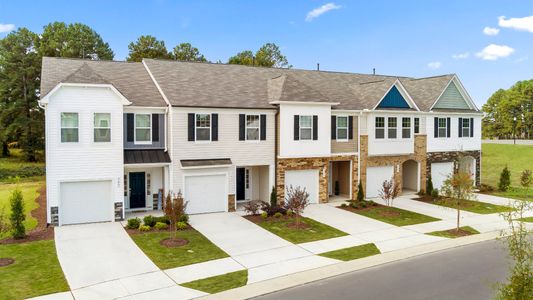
[268,74,332,103]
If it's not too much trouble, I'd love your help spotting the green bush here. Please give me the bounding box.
[340,203,348,208]
[9,188,25,239]
[179,214,189,223]
[431,188,439,198]
[426,175,434,196]
[154,222,168,230]
[361,202,367,208]
[261,211,268,219]
[176,221,188,230]
[357,181,364,201]
[499,166,511,191]
[0,166,45,180]
[270,186,277,207]
[274,212,283,218]
[143,215,156,227]
[139,225,151,232]
[350,202,358,209]
[127,218,141,229]
[155,215,170,225]
[369,200,377,206]
[286,210,293,217]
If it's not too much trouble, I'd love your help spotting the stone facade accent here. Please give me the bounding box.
[228,194,236,212]
[426,150,481,186]
[359,135,428,196]
[114,202,124,221]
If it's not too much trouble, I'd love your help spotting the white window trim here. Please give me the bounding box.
[299,115,313,141]
[134,113,152,145]
[60,112,79,143]
[336,115,349,142]
[245,114,260,142]
[387,117,398,139]
[195,113,212,143]
[93,112,111,143]
[401,117,411,139]
[461,118,471,138]
[437,117,448,138]
[375,116,385,139]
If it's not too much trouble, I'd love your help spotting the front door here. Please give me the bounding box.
[236,168,245,201]
[129,172,146,209]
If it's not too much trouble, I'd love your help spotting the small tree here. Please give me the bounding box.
[270,186,277,207]
[499,166,511,192]
[379,178,400,207]
[441,171,475,232]
[426,175,434,196]
[357,181,364,201]
[163,191,188,239]
[520,169,531,198]
[284,185,309,228]
[9,187,25,239]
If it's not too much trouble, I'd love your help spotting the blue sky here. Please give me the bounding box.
[1,0,532,107]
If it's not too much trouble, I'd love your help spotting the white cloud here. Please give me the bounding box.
[483,26,500,35]
[498,15,533,33]
[305,3,342,22]
[427,61,442,69]
[476,44,515,60]
[452,52,470,59]
[0,23,15,33]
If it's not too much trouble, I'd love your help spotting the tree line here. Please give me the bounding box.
[482,80,533,139]
[0,22,289,162]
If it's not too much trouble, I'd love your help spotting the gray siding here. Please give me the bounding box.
[434,82,470,109]
[123,113,165,149]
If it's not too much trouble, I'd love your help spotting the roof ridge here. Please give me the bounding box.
[44,56,140,64]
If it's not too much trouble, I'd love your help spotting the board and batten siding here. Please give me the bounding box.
[122,112,165,149]
[433,81,470,110]
[44,86,125,224]
[171,107,276,195]
[331,115,358,153]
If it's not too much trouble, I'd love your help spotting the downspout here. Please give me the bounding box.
[274,106,279,195]
[357,111,362,186]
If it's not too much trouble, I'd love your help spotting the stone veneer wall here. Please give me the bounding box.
[276,155,358,204]
[426,150,481,186]
[228,194,236,212]
[359,135,428,196]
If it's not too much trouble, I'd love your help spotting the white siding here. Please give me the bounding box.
[426,115,482,152]
[279,103,331,158]
[45,86,125,223]
[366,112,417,156]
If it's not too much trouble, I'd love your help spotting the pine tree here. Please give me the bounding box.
[499,166,511,191]
[9,187,25,239]
[357,181,364,201]
[270,186,277,207]
[426,175,434,196]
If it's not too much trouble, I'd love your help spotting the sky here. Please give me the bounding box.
[1,0,533,107]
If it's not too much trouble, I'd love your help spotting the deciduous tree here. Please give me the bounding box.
[441,171,476,231]
[228,43,289,68]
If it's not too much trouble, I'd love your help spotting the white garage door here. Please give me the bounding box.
[60,180,112,225]
[285,170,319,204]
[366,166,394,198]
[185,174,227,214]
[431,162,454,190]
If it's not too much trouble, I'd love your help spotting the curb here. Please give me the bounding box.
[197,231,503,300]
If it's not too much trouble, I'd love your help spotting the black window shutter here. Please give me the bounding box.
[188,113,195,141]
[458,117,463,138]
[211,113,218,141]
[260,114,266,140]
[348,116,354,140]
[239,114,245,141]
[434,117,438,138]
[294,115,299,140]
[446,117,451,138]
[470,118,474,137]
[313,115,318,140]
[331,116,337,140]
[152,114,159,142]
[127,114,134,142]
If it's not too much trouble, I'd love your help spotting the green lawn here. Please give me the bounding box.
[250,216,347,244]
[345,205,440,226]
[130,230,229,269]
[0,149,45,183]
[0,240,69,299]
[519,216,533,223]
[431,197,513,214]
[319,243,380,261]
[0,182,42,239]
[426,226,480,239]
[181,270,248,294]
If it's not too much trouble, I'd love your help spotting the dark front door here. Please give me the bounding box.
[236,167,245,201]
[129,172,146,209]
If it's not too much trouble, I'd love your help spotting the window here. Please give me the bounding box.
[196,113,211,141]
[336,116,348,141]
[375,117,385,139]
[146,173,151,196]
[246,115,260,141]
[94,113,111,142]
[462,118,470,137]
[402,117,411,139]
[388,117,397,139]
[124,174,128,196]
[438,118,447,138]
[245,169,250,189]
[414,118,420,134]
[61,112,79,143]
[299,116,313,140]
[135,114,151,143]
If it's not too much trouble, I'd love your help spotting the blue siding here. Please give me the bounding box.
[377,86,410,108]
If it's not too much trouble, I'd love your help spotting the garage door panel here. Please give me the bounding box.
[185,175,227,214]
[431,162,454,190]
[60,180,112,225]
[366,166,394,198]
[284,170,319,204]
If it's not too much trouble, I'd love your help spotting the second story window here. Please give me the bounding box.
[438,117,447,138]
[135,114,151,144]
[336,116,348,141]
[61,112,79,143]
[299,116,313,140]
[375,117,385,139]
[196,113,211,141]
[388,117,397,139]
[402,117,411,139]
[246,115,260,141]
[94,113,111,142]
[414,118,420,134]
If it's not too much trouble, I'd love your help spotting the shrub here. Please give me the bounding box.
[0,166,45,180]
[270,186,277,207]
[176,221,188,230]
[139,225,151,232]
[499,166,511,192]
[260,201,286,216]
[261,211,268,219]
[340,203,348,208]
[243,200,261,216]
[143,215,156,227]
[286,210,293,217]
[431,188,439,198]
[357,181,364,201]
[478,184,494,193]
[274,212,283,218]
[127,217,141,229]
[350,202,358,209]
[369,200,377,206]
[155,215,170,225]
[361,202,367,208]
[179,214,189,223]
[9,188,25,239]
[426,175,434,196]
[154,222,168,230]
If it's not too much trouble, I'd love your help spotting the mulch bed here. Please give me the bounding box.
[441,228,476,237]
[0,258,15,267]
[125,225,193,235]
[31,186,48,230]
[414,195,439,203]
[159,237,189,248]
